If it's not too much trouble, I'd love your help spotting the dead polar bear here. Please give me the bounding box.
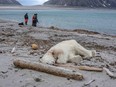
[40,40,96,64]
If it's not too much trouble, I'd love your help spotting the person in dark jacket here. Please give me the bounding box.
[24,13,28,25]
[32,14,38,27]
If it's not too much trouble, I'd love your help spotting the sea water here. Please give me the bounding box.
[0,9,116,35]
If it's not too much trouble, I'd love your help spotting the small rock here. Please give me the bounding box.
[14,69,18,72]
[8,67,13,70]
[1,71,8,74]
[34,77,42,82]
[31,44,39,50]
[0,50,3,53]
[67,78,71,80]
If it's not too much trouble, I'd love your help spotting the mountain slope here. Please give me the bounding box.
[44,0,116,8]
[0,0,21,5]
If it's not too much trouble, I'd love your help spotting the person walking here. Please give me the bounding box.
[32,14,38,27]
[24,13,28,25]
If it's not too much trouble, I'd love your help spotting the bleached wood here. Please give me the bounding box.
[78,66,103,72]
[103,67,116,78]
[55,64,103,72]
[13,59,84,80]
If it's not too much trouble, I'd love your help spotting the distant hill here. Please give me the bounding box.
[44,0,116,8]
[0,0,21,5]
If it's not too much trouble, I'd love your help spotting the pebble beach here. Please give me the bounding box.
[0,6,116,87]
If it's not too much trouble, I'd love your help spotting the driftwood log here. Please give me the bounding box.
[84,79,96,86]
[55,64,103,72]
[103,67,116,78]
[13,59,84,80]
[78,66,103,72]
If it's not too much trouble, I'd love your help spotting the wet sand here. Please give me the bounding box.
[0,20,116,87]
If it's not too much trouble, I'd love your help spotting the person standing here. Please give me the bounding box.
[32,14,38,27]
[24,13,28,25]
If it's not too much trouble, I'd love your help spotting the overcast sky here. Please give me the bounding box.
[17,0,48,6]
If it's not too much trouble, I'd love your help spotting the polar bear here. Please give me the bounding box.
[40,39,96,65]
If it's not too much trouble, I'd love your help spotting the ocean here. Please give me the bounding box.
[0,9,116,35]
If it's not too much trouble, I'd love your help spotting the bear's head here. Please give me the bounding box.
[40,52,55,65]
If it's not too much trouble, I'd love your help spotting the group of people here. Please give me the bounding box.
[24,13,38,27]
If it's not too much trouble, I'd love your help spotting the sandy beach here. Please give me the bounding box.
[0,19,116,87]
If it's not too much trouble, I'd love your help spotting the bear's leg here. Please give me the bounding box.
[56,54,68,64]
[68,54,82,64]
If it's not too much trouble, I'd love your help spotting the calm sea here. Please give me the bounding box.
[0,9,116,35]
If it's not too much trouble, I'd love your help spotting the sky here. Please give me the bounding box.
[17,0,48,6]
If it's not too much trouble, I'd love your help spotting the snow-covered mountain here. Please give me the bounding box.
[44,0,116,8]
[0,0,21,5]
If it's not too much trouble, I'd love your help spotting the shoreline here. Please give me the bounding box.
[0,7,116,36]
[0,17,116,87]
[1,18,115,37]
[0,5,116,10]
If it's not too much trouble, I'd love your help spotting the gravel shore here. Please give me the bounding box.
[0,20,116,87]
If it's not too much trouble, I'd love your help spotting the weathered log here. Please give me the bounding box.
[84,79,95,86]
[55,64,103,72]
[78,66,103,72]
[13,59,84,80]
[103,67,116,78]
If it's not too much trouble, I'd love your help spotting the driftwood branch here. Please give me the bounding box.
[13,59,84,80]
[103,67,116,78]
[84,79,95,86]
[55,64,103,72]
[78,66,103,72]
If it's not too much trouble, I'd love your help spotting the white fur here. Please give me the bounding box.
[40,40,96,64]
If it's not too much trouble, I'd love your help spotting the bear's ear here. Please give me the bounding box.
[52,51,54,55]
[91,50,96,57]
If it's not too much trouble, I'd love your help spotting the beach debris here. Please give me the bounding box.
[103,67,116,78]
[29,50,39,55]
[84,79,95,86]
[34,77,43,82]
[0,49,6,54]
[0,50,3,54]
[31,44,39,50]
[18,22,24,27]
[11,47,16,54]
[13,59,84,80]
[0,38,5,42]
[32,75,43,82]
[50,26,55,29]
[1,71,8,74]
[78,66,103,72]
[55,64,103,72]
[1,32,14,37]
